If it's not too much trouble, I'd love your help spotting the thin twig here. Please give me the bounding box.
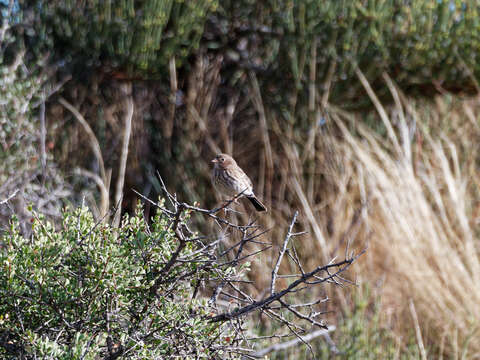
[251,327,336,358]
[271,211,298,295]
[0,189,19,205]
[39,97,47,182]
[209,250,364,323]
[410,300,428,360]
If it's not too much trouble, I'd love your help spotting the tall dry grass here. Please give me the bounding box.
[330,99,480,356]
[227,74,480,355]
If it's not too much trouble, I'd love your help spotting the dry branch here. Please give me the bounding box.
[132,175,363,357]
[252,327,336,358]
[271,211,299,295]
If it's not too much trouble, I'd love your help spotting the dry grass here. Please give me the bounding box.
[322,92,480,357]
[228,80,480,356]
[338,103,480,358]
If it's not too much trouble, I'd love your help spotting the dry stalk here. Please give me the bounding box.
[113,82,134,228]
[59,97,107,184]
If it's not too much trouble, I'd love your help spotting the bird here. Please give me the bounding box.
[211,153,267,212]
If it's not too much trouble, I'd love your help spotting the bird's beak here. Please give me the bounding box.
[211,159,218,163]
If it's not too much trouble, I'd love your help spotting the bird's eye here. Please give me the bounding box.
[221,158,225,162]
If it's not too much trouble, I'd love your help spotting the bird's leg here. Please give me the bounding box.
[222,198,242,215]
[220,199,231,215]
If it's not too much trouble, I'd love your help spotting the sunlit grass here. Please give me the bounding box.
[238,81,480,357]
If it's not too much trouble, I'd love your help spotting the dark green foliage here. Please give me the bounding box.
[23,0,218,74]
[0,203,233,358]
[213,0,480,109]
[19,0,480,96]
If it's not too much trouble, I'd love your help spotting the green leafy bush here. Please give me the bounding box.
[0,188,361,359]
[0,10,68,225]
[0,24,46,185]
[0,203,234,358]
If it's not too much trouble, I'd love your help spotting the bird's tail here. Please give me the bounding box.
[247,196,267,212]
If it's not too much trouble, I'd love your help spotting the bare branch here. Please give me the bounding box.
[130,176,363,358]
[39,98,46,180]
[208,251,363,323]
[0,189,19,205]
[252,327,336,358]
[271,211,298,295]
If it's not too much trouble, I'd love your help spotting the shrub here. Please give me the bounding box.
[0,6,68,226]
[0,193,360,358]
[0,203,235,358]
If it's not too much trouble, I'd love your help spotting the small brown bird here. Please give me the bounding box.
[211,153,267,212]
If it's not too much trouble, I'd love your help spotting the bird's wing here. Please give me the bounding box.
[227,166,254,195]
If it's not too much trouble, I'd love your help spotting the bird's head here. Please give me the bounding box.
[211,153,236,168]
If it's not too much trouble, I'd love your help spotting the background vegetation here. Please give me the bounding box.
[1,0,480,358]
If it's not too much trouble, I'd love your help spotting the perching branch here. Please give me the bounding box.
[0,189,18,205]
[132,174,364,358]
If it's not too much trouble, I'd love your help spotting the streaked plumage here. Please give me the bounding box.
[211,153,267,212]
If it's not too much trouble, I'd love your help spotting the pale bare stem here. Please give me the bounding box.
[40,98,46,180]
[271,211,298,295]
[354,65,401,153]
[113,82,134,228]
[167,57,177,140]
[75,168,109,218]
[59,97,109,219]
[410,300,428,360]
[0,189,19,205]
[252,327,336,358]
[321,59,337,108]
[59,98,106,183]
